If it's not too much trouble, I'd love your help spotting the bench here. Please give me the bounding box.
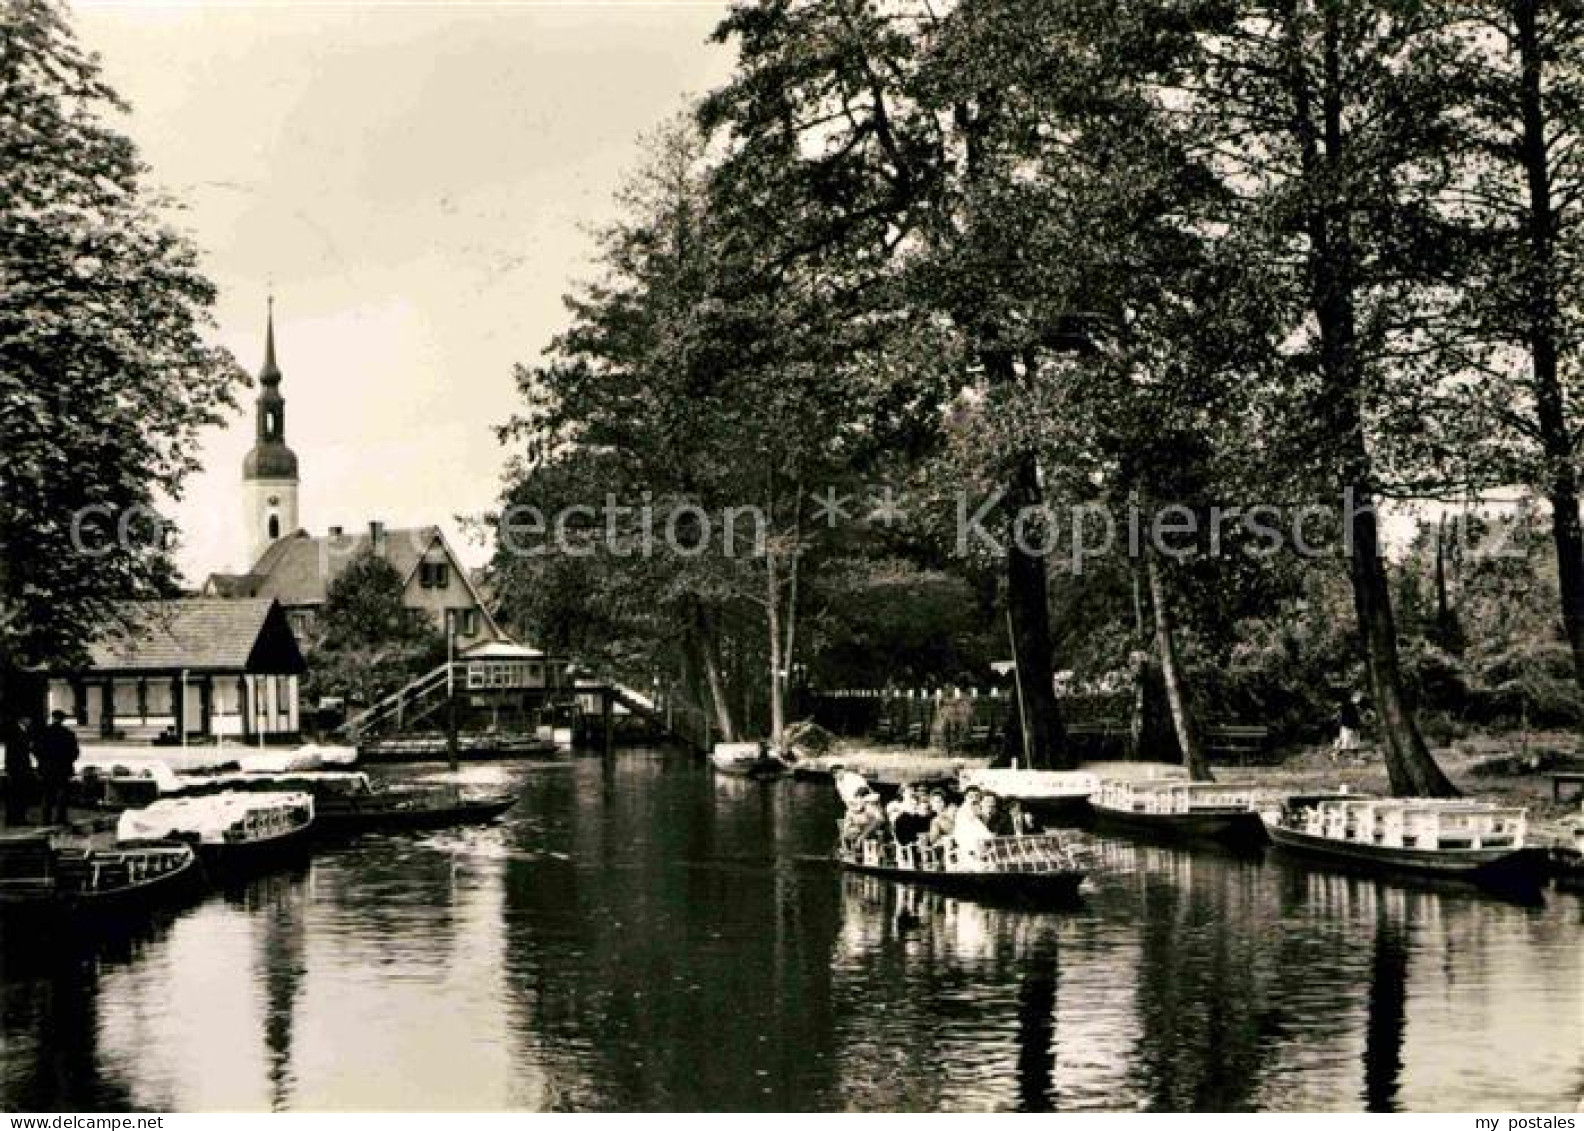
[1067,718,1127,739]
[1205,723,1272,764]
[1552,771,1584,802]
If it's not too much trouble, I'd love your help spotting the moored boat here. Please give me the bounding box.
[314,784,519,834]
[959,768,1098,818]
[1265,793,1547,889]
[167,770,520,836]
[836,831,1086,902]
[116,791,315,876]
[710,742,788,779]
[0,832,199,922]
[1090,778,1267,844]
[357,732,561,763]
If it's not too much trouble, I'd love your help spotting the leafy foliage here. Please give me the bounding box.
[301,552,443,706]
[0,0,243,681]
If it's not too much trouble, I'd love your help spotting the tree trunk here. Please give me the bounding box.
[1285,2,1457,797]
[783,499,801,724]
[1347,489,1458,795]
[766,542,785,748]
[1512,0,1584,699]
[1145,548,1212,781]
[695,605,736,742]
[1001,449,1071,769]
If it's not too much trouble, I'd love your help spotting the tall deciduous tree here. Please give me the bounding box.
[703,0,1092,764]
[305,551,443,706]
[0,0,243,712]
[1442,0,1584,698]
[1187,0,1462,795]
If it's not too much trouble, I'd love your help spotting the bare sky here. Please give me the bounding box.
[73,0,734,583]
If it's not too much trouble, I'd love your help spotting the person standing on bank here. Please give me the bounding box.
[1332,692,1364,762]
[3,716,34,825]
[34,710,79,825]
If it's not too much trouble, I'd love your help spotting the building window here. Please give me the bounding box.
[458,609,478,636]
[420,561,449,589]
[268,514,281,540]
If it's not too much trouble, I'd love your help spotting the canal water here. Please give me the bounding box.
[1,750,1579,1112]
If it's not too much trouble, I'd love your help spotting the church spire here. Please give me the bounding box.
[261,294,281,385]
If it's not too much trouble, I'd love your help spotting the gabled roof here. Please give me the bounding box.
[214,526,505,639]
[81,599,306,674]
[202,573,258,599]
[242,526,441,606]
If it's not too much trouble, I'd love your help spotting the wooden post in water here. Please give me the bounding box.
[444,613,459,773]
[602,687,614,758]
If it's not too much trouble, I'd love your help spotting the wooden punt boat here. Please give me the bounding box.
[836,832,1086,902]
[0,832,199,922]
[168,770,518,836]
[314,786,519,834]
[1090,778,1267,845]
[959,768,1098,818]
[710,742,789,779]
[116,791,315,876]
[1265,794,1548,889]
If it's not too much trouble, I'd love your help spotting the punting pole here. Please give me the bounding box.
[1005,606,1033,770]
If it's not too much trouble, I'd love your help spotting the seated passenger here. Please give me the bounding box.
[893,787,932,846]
[855,796,887,841]
[950,798,995,868]
[841,788,884,849]
[1006,799,1039,836]
[981,792,1016,837]
[926,790,957,845]
[834,767,870,810]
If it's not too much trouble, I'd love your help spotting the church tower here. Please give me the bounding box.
[242,297,300,569]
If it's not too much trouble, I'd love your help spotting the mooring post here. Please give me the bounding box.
[602,687,614,758]
[445,659,459,773]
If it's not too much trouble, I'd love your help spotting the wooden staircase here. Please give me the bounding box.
[340,662,456,741]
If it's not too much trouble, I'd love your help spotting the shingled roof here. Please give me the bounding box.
[83,599,306,674]
[228,526,448,606]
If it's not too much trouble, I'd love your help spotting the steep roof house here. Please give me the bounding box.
[204,522,505,650]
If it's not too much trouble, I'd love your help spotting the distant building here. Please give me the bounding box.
[205,521,505,649]
[44,599,306,741]
[204,303,505,651]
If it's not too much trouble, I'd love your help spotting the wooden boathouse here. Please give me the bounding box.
[41,598,307,742]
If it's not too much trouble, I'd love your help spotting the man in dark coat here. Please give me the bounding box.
[34,710,79,825]
[3,716,34,825]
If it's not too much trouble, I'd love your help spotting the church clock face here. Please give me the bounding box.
[268,495,280,506]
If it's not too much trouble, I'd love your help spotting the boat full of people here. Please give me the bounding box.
[835,778,1086,901]
[116,791,315,874]
[1264,793,1547,889]
[1090,778,1267,844]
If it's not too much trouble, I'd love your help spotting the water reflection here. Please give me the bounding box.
[0,752,1578,1112]
[1364,918,1407,1113]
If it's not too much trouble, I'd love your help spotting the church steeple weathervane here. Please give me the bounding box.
[242,295,300,568]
